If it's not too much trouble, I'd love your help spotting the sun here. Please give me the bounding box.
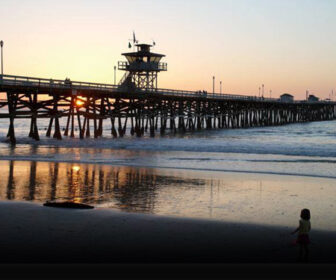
[75,99,84,107]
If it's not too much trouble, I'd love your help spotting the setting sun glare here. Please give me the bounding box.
[75,99,84,107]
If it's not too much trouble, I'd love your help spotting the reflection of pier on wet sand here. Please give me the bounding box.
[1,159,336,233]
[1,160,173,212]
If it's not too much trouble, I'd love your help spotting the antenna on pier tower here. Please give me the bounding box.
[118,39,167,91]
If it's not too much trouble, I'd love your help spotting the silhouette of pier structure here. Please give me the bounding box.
[0,43,335,144]
[1,160,200,212]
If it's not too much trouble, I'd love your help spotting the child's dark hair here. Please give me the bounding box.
[301,208,310,220]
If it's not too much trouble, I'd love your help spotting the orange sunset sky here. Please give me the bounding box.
[1,0,336,100]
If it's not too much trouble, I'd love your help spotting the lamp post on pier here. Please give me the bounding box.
[114,65,116,85]
[0,40,3,75]
[220,81,222,94]
[212,76,215,95]
[259,86,261,98]
[332,89,334,101]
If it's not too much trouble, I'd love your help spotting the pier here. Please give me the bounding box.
[0,43,335,144]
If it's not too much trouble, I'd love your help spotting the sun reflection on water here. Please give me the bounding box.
[72,165,81,172]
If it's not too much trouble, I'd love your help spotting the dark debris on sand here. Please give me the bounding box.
[43,201,94,209]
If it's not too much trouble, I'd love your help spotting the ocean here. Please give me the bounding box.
[0,117,335,231]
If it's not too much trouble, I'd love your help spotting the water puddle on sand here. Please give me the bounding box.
[0,160,335,231]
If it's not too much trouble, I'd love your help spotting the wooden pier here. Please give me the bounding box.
[0,73,335,145]
[0,43,335,144]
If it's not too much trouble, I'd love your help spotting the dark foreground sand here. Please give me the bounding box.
[1,201,336,264]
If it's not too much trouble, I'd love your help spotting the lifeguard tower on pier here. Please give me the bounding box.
[118,43,167,91]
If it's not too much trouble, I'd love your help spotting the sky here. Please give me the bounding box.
[1,0,336,99]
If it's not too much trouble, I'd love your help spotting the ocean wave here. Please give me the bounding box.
[168,157,336,164]
[2,135,336,158]
[0,156,335,180]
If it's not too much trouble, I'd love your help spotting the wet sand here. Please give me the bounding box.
[2,160,336,233]
[1,201,336,263]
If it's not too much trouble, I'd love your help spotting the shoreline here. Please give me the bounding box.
[1,201,336,263]
[0,157,336,180]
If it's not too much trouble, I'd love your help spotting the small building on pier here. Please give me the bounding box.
[308,95,319,102]
[280,93,294,102]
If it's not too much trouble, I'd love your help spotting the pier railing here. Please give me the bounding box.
[1,74,335,104]
[0,74,120,91]
[143,87,272,102]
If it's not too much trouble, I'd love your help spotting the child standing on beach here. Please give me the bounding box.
[291,209,311,262]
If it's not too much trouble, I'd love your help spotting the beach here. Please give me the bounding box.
[1,200,336,264]
[0,120,335,266]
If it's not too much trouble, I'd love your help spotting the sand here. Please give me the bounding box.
[0,201,336,263]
